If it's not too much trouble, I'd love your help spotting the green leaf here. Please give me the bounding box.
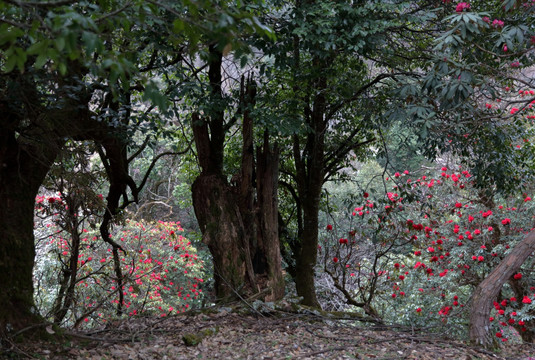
[34,54,48,69]
[26,40,48,55]
[3,53,17,73]
[55,37,66,52]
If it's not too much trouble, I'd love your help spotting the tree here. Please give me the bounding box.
[260,0,444,307]
[0,0,267,335]
[189,47,284,301]
[411,0,535,346]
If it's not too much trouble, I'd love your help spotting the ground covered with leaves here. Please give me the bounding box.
[4,304,535,360]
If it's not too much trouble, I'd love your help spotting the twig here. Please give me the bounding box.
[63,330,134,343]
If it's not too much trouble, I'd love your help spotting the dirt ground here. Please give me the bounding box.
[3,306,535,360]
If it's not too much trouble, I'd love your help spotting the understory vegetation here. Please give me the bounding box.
[1,0,535,356]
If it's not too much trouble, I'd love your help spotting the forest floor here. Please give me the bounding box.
[3,303,535,360]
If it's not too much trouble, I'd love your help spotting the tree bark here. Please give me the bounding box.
[0,120,60,334]
[469,230,535,347]
[190,54,284,301]
[291,57,328,308]
[256,132,285,301]
[192,174,256,299]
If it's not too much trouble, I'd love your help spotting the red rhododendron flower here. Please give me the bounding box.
[326,224,333,231]
[522,296,532,304]
[333,257,339,263]
[495,332,502,338]
[455,2,470,12]
[501,218,511,225]
[514,273,522,280]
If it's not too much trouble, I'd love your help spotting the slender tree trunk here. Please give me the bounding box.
[292,57,327,308]
[52,207,81,323]
[295,199,321,307]
[469,230,535,347]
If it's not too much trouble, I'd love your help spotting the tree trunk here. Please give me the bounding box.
[294,198,321,307]
[291,56,327,308]
[191,63,284,302]
[255,132,285,301]
[469,230,535,347]
[191,174,256,299]
[0,129,58,334]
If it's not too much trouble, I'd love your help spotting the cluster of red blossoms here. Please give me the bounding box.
[323,163,535,340]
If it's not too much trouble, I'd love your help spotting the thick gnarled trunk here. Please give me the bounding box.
[469,230,535,347]
[192,174,256,299]
[0,131,59,334]
[190,50,284,302]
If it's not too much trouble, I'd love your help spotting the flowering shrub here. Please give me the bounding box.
[320,166,535,340]
[34,195,205,328]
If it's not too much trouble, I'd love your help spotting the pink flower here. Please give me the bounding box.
[482,16,490,23]
[456,2,470,12]
[503,44,508,52]
[492,19,504,28]
[525,196,531,202]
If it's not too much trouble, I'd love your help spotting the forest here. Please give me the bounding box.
[1,0,535,358]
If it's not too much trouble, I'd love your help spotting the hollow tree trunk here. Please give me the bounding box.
[469,230,535,347]
[192,174,256,299]
[255,132,284,301]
